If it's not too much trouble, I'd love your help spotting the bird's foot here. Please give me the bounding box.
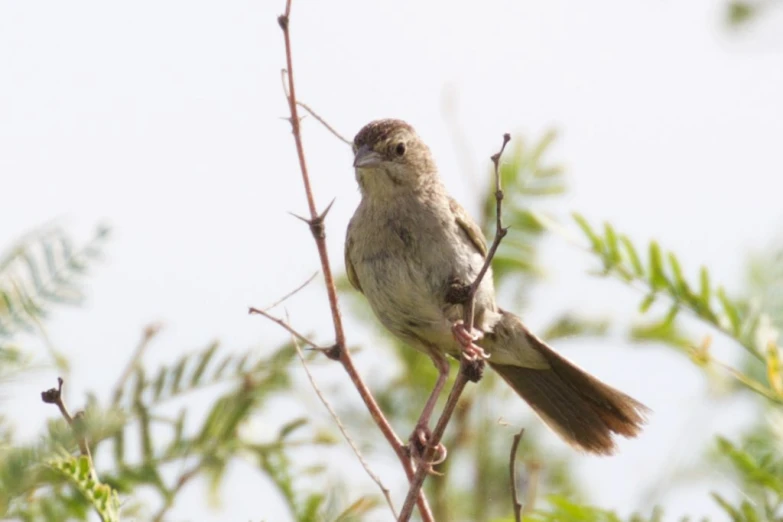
[451,321,489,362]
[408,424,447,475]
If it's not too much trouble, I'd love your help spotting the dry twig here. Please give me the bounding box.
[287,312,398,518]
[262,271,318,312]
[399,133,512,521]
[268,2,434,519]
[296,102,353,146]
[509,428,526,522]
[41,377,94,476]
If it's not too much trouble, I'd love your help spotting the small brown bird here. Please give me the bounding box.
[345,119,648,456]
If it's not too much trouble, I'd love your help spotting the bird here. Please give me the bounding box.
[344,118,648,457]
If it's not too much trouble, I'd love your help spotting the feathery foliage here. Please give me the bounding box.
[0,224,109,342]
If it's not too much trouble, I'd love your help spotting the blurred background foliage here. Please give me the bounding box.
[2,3,783,520]
[4,122,783,522]
[726,0,782,27]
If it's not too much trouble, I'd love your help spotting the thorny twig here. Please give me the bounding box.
[41,377,94,477]
[509,428,526,522]
[287,312,398,518]
[269,2,434,519]
[399,133,512,521]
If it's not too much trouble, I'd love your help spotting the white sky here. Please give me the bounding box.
[2,0,783,520]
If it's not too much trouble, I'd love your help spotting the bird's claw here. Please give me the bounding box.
[408,424,448,474]
[452,321,489,362]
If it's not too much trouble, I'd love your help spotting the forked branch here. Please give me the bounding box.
[398,133,512,521]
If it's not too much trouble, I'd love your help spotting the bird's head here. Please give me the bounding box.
[352,119,437,196]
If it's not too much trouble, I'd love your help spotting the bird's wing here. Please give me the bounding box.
[344,227,363,293]
[449,197,488,258]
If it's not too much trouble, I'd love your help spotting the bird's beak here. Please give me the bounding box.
[353,144,383,168]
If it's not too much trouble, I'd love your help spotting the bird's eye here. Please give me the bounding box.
[395,142,406,156]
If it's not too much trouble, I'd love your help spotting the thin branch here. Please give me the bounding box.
[41,377,94,475]
[151,459,205,522]
[248,307,332,355]
[112,323,162,405]
[399,133,512,521]
[262,271,319,312]
[274,4,433,519]
[296,101,353,146]
[287,312,398,519]
[465,132,511,332]
[509,428,525,522]
[279,70,352,147]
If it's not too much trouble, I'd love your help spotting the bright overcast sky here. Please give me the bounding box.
[2,1,783,520]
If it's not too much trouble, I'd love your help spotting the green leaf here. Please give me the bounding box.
[278,418,308,440]
[639,294,656,314]
[668,253,687,295]
[710,492,742,522]
[603,223,621,266]
[190,342,219,387]
[699,266,711,305]
[740,501,760,522]
[334,496,381,522]
[648,242,667,291]
[663,304,679,326]
[620,235,644,277]
[170,357,187,395]
[716,437,783,494]
[573,213,603,253]
[48,455,121,522]
[717,287,742,335]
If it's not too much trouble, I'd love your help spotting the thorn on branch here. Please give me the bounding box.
[308,199,336,239]
[275,0,433,518]
[305,342,343,361]
[288,199,335,239]
[324,343,342,360]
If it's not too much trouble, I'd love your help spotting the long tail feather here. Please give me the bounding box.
[487,313,649,455]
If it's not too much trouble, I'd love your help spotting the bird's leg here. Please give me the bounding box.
[452,320,489,362]
[408,351,450,470]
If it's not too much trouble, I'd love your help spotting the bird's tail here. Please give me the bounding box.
[486,311,649,455]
